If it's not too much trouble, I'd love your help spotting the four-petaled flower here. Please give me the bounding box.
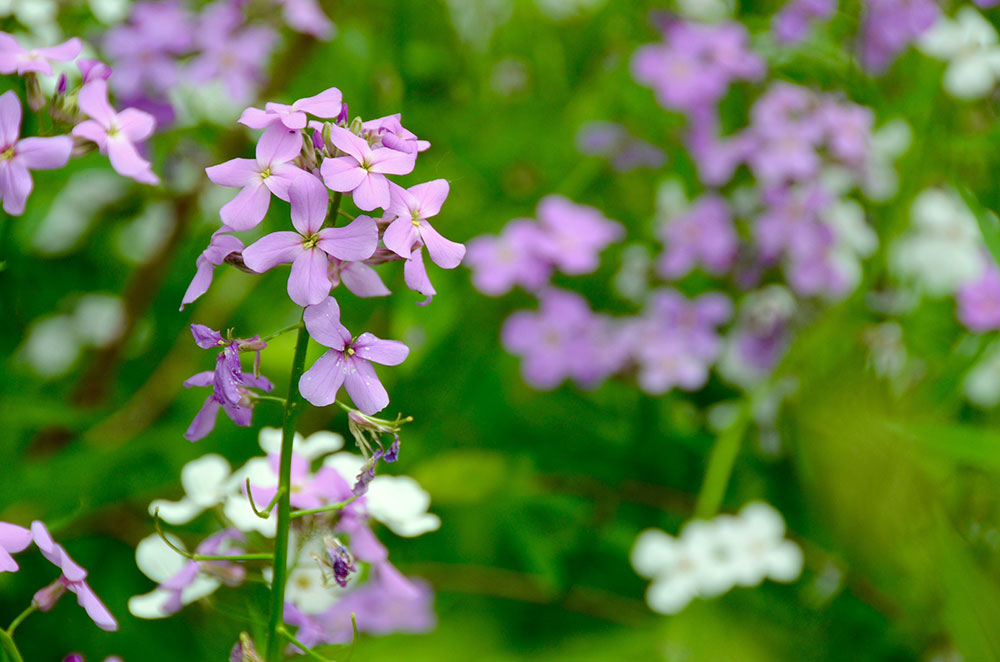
[299,296,409,414]
[239,87,344,130]
[72,80,159,185]
[0,33,81,76]
[206,125,307,230]
[0,91,72,215]
[320,124,416,211]
[242,174,379,306]
[383,179,465,270]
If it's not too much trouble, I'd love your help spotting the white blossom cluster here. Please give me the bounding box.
[631,502,803,615]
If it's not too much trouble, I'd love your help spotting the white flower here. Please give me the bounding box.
[891,188,984,296]
[725,502,803,587]
[257,426,344,459]
[964,341,1000,408]
[224,457,277,537]
[366,476,441,537]
[128,534,221,619]
[863,119,911,202]
[149,454,237,525]
[631,529,702,615]
[919,7,1000,99]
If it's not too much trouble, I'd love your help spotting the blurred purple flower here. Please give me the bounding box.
[773,0,836,44]
[189,3,277,103]
[72,80,160,185]
[575,121,666,171]
[958,260,1000,332]
[859,0,939,73]
[0,33,81,76]
[535,195,624,275]
[657,194,739,279]
[298,296,409,413]
[465,219,553,296]
[278,0,336,39]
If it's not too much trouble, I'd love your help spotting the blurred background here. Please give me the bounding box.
[3,0,1000,660]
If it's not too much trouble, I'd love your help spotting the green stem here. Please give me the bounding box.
[693,402,751,519]
[5,604,36,637]
[192,553,274,562]
[0,629,22,662]
[259,322,304,343]
[290,495,360,519]
[265,320,311,662]
[254,395,289,405]
[337,208,355,221]
[277,625,334,661]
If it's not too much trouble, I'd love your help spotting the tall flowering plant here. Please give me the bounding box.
[134,86,461,659]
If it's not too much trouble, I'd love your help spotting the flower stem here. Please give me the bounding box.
[0,629,22,662]
[290,495,360,519]
[265,319,311,662]
[277,625,334,661]
[259,322,303,343]
[693,401,751,519]
[5,604,36,637]
[192,553,274,562]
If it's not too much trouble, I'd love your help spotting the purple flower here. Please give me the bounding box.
[159,530,246,615]
[772,0,836,44]
[0,91,72,215]
[320,125,416,211]
[77,59,112,85]
[0,521,32,573]
[535,195,624,275]
[657,194,739,279]
[958,261,1000,332]
[279,0,336,39]
[242,174,379,306]
[383,179,465,269]
[239,87,343,130]
[0,34,81,76]
[298,296,409,414]
[181,227,245,310]
[30,521,117,631]
[575,121,666,171]
[403,245,437,305]
[206,125,307,231]
[328,258,391,298]
[465,219,553,295]
[502,289,617,389]
[362,114,430,154]
[72,80,159,185]
[188,6,276,103]
[322,537,356,588]
[184,325,274,441]
[859,0,940,73]
[631,21,764,116]
[103,2,190,98]
[247,451,353,512]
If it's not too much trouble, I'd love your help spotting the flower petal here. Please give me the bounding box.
[117,107,156,142]
[256,125,302,166]
[343,357,389,415]
[419,221,465,269]
[303,296,351,349]
[340,262,391,297]
[206,158,260,188]
[351,172,389,211]
[320,155,365,193]
[184,396,221,442]
[368,146,416,175]
[289,173,328,235]
[293,87,343,117]
[299,349,347,407]
[70,581,118,631]
[0,160,32,215]
[382,217,419,259]
[352,334,409,366]
[317,214,378,261]
[78,80,116,126]
[0,90,21,147]
[409,179,449,218]
[219,182,271,231]
[327,124,369,162]
[288,248,332,306]
[16,136,72,170]
[0,522,31,554]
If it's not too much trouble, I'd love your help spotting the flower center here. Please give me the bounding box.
[346,347,356,356]
[260,167,271,180]
[0,146,13,161]
[302,233,320,249]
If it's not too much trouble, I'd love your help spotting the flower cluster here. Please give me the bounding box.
[0,30,160,217]
[132,428,438,646]
[0,520,117,631]
[630,503,803,615]
[102,0,333,123]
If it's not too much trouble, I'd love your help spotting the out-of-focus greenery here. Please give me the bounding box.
[2,0,1000,660]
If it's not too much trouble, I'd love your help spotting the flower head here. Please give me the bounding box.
[72,80,159,185]
[320,124,416,211]
[0,91,72,215]
[0,33,81,76]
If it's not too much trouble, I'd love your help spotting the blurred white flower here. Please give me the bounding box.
[674,0,733,22]
[631,502,802,615]
[20,314,80,378]
[128,534,222,619]
[919,7,1000,100]
[863,119,911,202]
[74,294,125,348]
[366,476,441,537]
[964,340,1000,408]
[31,170,127,256]
[149,454,237,525]
[891,188,984,296]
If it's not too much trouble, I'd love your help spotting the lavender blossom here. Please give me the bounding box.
[0,91,72,215]
[535,195,624,275]
[657,194,739,279]
[72,80,159,185]
[320,125,417,211]
[465,219,553,295]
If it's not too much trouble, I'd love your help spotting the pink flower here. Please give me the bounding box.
[0,33,81,76]
[242,174,379,306]
[180,227,245,310]
[239,87,343,130]
[298,296,409,413]
[0,91,72,215]
[320,125,416,211]
[0,522,32,573]
[383,179,465,269]
[72,80,159,185]
[30,521,118,632]
[206,125,306,230]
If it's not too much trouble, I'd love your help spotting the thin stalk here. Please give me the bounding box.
[693,401,751,519]
[290,495,360,519]
[265,320,311,662]
[192,553,274,562]
[277,625,333,661]
[259,322,304,343]
[0,629,22,662]
[5,604,36,637]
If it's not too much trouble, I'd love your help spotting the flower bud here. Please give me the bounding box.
[33,578,67,611]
